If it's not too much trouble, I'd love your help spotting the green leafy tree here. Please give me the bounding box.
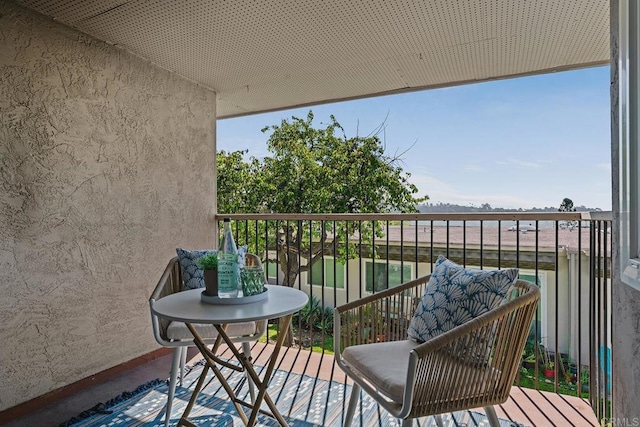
[218,111,425,275]
[216,149,265,213]
[559,198,575,213]
[217,111,427,343]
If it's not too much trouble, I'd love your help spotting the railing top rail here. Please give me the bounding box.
[216,212,611,221]
[580,211,614,221]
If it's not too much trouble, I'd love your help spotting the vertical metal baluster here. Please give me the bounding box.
[400,220,405,283]
[332,220,338,353]
[446,220,450,259]
[345,220,350,305]
[463,220,467,267]
[577,217,583,397]
[554,220,559,393]
[359,221,363,301]
[309,220,314,349]
[386,220,390,290]
[372,220,376,296]
[589,219,596,408]
[534,219,540,389]
[498,220,502,269]
[596,220,602,419]
[479,220,484,269]
[320,220,326,354]
[429,220,434,273]
[516,220,520,268]
[603,218,608,418]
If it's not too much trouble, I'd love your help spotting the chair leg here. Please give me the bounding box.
[242,341,256,403]
[401,418,414,427]
[484,406,500,427]
[165,347,181,427]
[344,383,360,427]
[179,346,187,386]
[434,414,445,427]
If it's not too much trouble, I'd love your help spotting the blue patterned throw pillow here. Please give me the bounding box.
[407,255,518,343]
[176,246,248,291]
[176,248,217,291]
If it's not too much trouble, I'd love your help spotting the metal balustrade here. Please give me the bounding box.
[216,212,612,421]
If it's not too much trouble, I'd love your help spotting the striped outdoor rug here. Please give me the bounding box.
[61,360,523,427]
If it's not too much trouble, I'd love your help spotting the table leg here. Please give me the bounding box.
[179,324,249,426]
[181,316,293,427]
[221,314,292,426]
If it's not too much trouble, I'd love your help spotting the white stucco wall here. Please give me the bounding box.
[289,249,603,367]
[288,247,611,366]
[0,3,216,410]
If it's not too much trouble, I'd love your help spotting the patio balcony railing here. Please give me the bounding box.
[217,211,612,422]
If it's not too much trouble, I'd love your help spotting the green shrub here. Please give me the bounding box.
[293,296,334,334]
[314,307,334,333]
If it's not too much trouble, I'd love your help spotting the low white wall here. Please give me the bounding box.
[0,3,216,410]
[280,249,604,369]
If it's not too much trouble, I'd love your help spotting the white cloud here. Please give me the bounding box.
[597,162,611,171]
[502,158,542,168]
[464,164,484,172]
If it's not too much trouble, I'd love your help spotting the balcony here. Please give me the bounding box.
[227,212,611,419]
[3,212,610,426]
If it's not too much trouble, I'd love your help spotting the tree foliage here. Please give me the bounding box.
[217,111,427,287]
[558,198,576,213]
[219,112,424,214]
[216,149,264,213]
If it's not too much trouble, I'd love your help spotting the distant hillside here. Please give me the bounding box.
[416,202,603,213]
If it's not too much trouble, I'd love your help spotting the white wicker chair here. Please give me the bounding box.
[149,257,266,427]
[334,276,540,427]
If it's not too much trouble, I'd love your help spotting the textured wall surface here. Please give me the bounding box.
[611,0,640,418]
[0,3,216,410]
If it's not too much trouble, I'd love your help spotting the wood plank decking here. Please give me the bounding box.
[2,341,599,427]
[228,341,599,427]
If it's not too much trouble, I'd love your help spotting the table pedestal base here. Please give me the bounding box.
[178,315,293,427]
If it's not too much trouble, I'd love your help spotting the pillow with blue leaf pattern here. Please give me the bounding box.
[407,255,517,343]
[176,246,248,291]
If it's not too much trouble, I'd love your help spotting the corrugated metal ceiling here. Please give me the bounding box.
[19,0,610,118]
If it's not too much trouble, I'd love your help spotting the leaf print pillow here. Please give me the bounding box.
[407,255,518,344]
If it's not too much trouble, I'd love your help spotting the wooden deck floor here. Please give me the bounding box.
[3,341,599,427]
[216,341,599,427]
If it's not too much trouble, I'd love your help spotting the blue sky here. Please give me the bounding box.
[217,66,611,210]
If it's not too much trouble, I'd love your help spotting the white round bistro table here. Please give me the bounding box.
[151,285,308,427]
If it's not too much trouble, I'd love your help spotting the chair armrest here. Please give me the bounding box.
[334,275,431,354]
[334,279,539,419]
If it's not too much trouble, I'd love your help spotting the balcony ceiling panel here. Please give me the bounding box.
[18,0,610,118]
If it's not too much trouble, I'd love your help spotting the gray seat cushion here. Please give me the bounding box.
[342,339,500,403]
[343,340,419,402]
[166,321,258,341]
